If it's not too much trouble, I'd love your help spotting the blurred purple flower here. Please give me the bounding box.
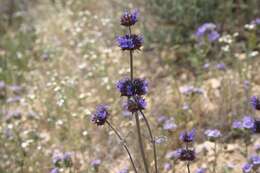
[179,148,196,161]
[232,120,243,129]
[118,168,129,173]
[242,163,252,173]
[204,129,221,139]
[203,63,210,69]
[52,153,63,167]
[195,23,220,42]
[179,128,196,143]
[124,96,147,113]
[157,115,168,125]
[0,81,6,90]
[92,105,109,126]
[50,168,59,173]
[164,163,173,171]
[216,63,226,70]
[196,168,206,173]
[163,119,177,131]
[242,116,255,129]
[251,18,260,25]
[165,149,182,160]
[251,96,260,110]
[250,155,260,165]
[243,80,250,90]
[117,34,143,51]
[91,159,101,168]
[121,9,139,26]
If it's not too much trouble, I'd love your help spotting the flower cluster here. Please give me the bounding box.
[116,78,148,97]
[195,23,220,43]
[232,116,257,132]
[91,105,109,126]
[117,34,143,51]
[178,129,196,162]
[50,152,73,173]
[242,155,260,173]
[120,9,139,26]
[124,96,147,113]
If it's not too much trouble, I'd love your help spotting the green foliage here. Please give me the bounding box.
[144,0,259,46]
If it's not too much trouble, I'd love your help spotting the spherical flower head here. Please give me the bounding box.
[125,96,146,113]
[251,96,260,110]
[120,9,139,26]
[242,163,253,173]
[133,78,148,95]
[117,34,143,51]
[242,116,255,129]
[179,128,196,143]
[116,78,148,97]
[50,168,59,173]
[204,129,222,139]
[179,149,196,161]
[92,105,109,126]
[196,168,206,173]
[116,78,133,96]
[232,120,243,129]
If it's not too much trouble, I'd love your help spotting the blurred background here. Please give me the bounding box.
[0,0,259,172]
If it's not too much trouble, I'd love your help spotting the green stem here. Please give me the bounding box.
[139,110,158,173]
[106,121,138,173]
[135,112,150,173]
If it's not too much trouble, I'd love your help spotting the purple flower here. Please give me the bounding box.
[52,153,63,167]
[121,9,139,26]
[118,168,129,173]
[208,31,220,42]
[232,120,243,129]
[251,96,260,110]
[157,115,168,125]
[203,63,210,69]
[124,96,147,113]
[196,168,206,173]
[164,163,173,171]
[204,129,221,139]
[179,148,196,161]
[179,86,204,95]
[195,23,220,42]
[179,128,196,143]
[216,63,226,70]
[116,78,148,97]
[165,149,182,160]
[50,168,59,173]
[243,80,250,90]
[91,159,101,168]
[242,116,255,129]
[250,155,260,165]
[163,119,177,131]
[92,105,109,126]
[63,152,73,167]
[117,34,143,51]
[242,163,252,173]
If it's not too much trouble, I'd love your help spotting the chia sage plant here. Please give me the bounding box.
[92,9,158,173]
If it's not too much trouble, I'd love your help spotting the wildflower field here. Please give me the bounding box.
[0,0,260,173]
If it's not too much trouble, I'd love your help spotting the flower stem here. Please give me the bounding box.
[134,112,150,173]
[185,143,191,173]
[139,110,158,173]
[106,121,138,173]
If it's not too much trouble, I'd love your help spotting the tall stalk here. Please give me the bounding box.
[128,25,150,173]
[106,121,138,173]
